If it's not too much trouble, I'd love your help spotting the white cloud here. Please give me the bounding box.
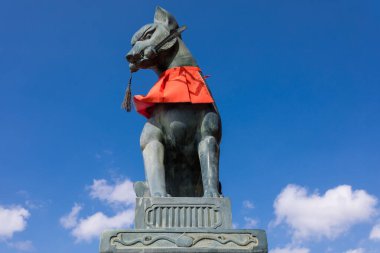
[243,200,255,209]
[270,246,310,253]
[0,206,30,239]
[244,217,258,228]
[345,248,364,253]
[60,203,82,229]
[7,240,34,251]
[273,184,377,241]
[89,179,135,207]
[61,178,136,242]
[369,222,380,241]
[72,210,134,242]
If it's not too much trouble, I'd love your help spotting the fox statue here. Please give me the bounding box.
[126,6,222,198]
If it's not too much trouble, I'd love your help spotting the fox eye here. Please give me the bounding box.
[145,33,152,39]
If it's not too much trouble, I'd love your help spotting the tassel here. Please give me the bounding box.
[122,73,133,112]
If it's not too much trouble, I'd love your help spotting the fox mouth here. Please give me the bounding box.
[128,58,148,72]
[129,55,157,72]
[129,62,139,73]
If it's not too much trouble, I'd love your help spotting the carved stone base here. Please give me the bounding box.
[135,197,232,230]
[100,229,267,253]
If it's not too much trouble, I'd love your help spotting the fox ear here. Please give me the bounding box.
[154,6,179,31]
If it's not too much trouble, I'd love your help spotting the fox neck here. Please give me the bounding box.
[153,39,198,76]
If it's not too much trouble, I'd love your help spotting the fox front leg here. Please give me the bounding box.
[198,112,221,198]
[140,121,169,197]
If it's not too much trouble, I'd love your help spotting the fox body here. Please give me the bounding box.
[126,7,221,197]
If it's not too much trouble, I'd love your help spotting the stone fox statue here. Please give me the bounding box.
[126,6,222,198]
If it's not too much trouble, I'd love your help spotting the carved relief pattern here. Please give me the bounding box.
[145,204,222,229]
[111,232,259,249]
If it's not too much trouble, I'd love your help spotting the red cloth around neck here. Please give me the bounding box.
[133,66,214,118]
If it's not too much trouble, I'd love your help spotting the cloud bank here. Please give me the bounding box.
[71,209,134,242]
[89,179,135,207]
[61,178,136,242]
[60,203,82,229]
[273,184,377,241]
[0,205,30,239]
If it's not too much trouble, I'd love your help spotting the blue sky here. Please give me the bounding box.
[1,1,380,253]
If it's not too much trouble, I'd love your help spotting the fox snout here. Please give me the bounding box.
[126,45,157,72]
[126,47,156,62]
[125,50,138,63]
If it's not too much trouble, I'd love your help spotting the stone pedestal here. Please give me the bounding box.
[100,197,268,253]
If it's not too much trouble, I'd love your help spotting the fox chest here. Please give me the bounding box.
[151,103,213,148]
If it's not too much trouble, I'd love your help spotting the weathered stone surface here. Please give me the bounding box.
[100,229,267,253]
[135,197,232,230]
[125,6,222,198]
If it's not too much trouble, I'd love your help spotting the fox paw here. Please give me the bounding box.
[152,192,171,197]
[203,189,221,198]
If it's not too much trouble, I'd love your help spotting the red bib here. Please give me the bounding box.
[133,66,214,118]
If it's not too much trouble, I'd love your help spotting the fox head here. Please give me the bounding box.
[126,6,182,73]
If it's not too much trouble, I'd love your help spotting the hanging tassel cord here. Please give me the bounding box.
[121,73,133,112]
